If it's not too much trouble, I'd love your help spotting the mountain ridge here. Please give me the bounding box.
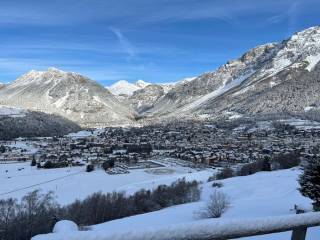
[1,26,320,126]
[143,25,320,120]
[0,67,135,127]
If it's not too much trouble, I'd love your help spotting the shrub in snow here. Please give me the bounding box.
[212,182,223,188]
[43,160,54,169]
[198,190,230,218]
[53,220,78,233]
[238,157,271,176]
[0,145,5,153]
[86,164,94,172]
[271,151,301,170]
[299,156,320,211]
[102,160,114,171]
[31,158,37,166]
[293,204,306,214]
[207,175,215,182]
[215,167,234,180]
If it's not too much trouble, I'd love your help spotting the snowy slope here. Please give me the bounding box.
[32,168,319,240]
[306,54,320,71]
[181,71,255,111]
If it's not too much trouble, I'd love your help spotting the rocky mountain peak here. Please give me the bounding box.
[13,67,94,88]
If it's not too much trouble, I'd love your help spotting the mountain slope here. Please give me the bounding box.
[129,84,165,113]
[145,26,320,119]
[0,68,134,127]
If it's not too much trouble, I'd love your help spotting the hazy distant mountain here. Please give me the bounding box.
[108,80,150,96]
[126,77,196,113]
[0,68,134,127]
[0,106,81,140]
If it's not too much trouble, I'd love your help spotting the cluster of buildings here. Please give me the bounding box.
[1,119,320,171]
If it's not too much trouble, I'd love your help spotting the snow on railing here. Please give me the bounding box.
[32,212,320,240]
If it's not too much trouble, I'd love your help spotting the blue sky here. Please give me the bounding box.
[0,0,319,85]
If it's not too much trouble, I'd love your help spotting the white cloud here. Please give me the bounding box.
[109,27,136,59]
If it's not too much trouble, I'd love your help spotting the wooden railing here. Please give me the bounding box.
[32,212,320,240]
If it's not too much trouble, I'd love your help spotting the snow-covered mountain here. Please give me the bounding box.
[1,26,320,126]
[108,80,150,96]
[0,68,135,127]
[144,26,320,119]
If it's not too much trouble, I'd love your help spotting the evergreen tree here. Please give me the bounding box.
[31,158,37,167]
[299,156,320,210]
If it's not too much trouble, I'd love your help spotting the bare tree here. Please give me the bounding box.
[198,190,230,218]
[0,198,17,240]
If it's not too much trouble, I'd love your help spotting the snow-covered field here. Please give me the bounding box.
[0,161,214,204]
[2,160,319,240]
[33,168,319,240]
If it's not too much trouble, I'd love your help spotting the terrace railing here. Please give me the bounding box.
[33,212,320,240]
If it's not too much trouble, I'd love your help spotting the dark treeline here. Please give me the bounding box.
[0,178,200,240]
[0,111,81,140]
[211,151,302,181]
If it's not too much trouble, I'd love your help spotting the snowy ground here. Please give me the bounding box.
[280,118,320,130]
[0,105,27,117]
[0,161,214,204]
[33,168,319,240]
[3,140,39,154]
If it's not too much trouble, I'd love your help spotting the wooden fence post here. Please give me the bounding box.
[291,227,307,240]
